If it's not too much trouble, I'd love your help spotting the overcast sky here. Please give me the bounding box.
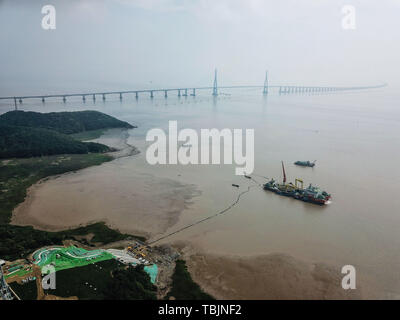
[0,0,399,95]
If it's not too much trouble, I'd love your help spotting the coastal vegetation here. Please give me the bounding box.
[9,280,37,300]
[0,124,112,158]
[0,222,135,261]
[70,128,107,141]
[0,110,135,159]
[165,259,214,300]
[43,259,156,300]
[0,110,134,135]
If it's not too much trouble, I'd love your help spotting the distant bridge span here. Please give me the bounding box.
[0,70,387,109]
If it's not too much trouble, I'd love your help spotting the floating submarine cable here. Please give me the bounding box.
[147,175,263,245]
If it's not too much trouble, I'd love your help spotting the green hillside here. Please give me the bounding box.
[0,124,111,159]
[0,110,134,134]
[0,110,136,159]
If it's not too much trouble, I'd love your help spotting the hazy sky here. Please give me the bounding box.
[0,0,399,95]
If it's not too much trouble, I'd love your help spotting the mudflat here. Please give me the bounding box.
[11,128,200,238]
[185,252,383,299]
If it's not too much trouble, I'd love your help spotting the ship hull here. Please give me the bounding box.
[263,185,330,205]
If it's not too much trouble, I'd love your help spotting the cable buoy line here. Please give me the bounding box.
[147,177,262,245]
[252,173,269,180]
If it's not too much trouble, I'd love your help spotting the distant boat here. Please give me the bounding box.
[294,160,316,167]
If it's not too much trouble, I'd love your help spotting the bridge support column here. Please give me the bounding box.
[263,71,268,95]
[102,94,106,101]
[82,95,86,102]
[212,68,218,96]
[135,92,138,99]
[19,98,22,104]
[183,89,188,97]
[150,91,154,98]
[41,97,45,103]
[164,90,168,98]
[279,86,282,95]
[92,94,96,102]
[178,90,181,97]
[14,97,17,110]
[191,88,196,96]
[63,96,66,103]
[119,93,123,100]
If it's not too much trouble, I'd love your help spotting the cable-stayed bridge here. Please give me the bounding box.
[0,70,387,110]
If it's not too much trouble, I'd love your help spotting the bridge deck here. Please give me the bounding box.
[0,84,387,101]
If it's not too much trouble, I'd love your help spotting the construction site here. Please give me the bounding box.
[0,240,175,300]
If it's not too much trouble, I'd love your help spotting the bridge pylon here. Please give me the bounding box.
[212,68,218,96]
[263,71,268,95]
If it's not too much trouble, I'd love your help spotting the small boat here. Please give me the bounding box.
[294,160,316,167]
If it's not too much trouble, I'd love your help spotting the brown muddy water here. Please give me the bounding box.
[3,87,400,298]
